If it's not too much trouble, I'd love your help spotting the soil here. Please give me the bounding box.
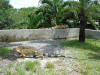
[0,40,80,75]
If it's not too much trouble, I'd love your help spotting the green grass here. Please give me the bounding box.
[34,68,67,75]
[0,47,13,58]
[0,60,68,75]
[25,60,40,71]
[15,66,27,75]
[61,39,100,75]
[62,39,100,52]
[8,64,13,68]
[7,71,12,75]
[46,62,55,69]
[13,61,67,75]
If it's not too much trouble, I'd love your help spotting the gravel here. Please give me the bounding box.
[0,40,80,75]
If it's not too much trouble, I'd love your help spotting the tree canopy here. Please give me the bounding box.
[0,0,13,29]
[28,0,100,29]
[0,0,100,30]
[9,7,36,29]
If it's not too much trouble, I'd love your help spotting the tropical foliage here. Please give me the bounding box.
[0,0,13,29]
[28,0,71,28]
[9,7,36,29]
[78,0,100,42]
[28,0,100,29]
[0,0,100,30]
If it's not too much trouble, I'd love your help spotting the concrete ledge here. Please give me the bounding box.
[0,28,79,42]
[0,28,100,42]
[85,29,100,39]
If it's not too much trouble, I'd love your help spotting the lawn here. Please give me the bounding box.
[62,39,100,75]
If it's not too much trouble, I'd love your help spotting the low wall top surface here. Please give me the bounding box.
[85,29,100,39]
[0,28,79,42]
[0,28,100,42]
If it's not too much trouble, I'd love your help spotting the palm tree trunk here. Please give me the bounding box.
[79,2,86,42]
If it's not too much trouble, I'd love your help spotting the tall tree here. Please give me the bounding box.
[60,1,80,28]
[34,0,69,27]
[28,0,100,30]
[79,0,86,42]
[39,0,64,26]
[28,0,68,28]
[9,7,36,29]
[0,0,12,29]
[79,0,100,42]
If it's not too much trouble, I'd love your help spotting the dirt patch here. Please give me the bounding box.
[0,40,80,75]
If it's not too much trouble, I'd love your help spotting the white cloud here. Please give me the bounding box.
[10,0,39,9]
[10,0,80,9]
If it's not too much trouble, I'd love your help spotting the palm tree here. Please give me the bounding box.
[92,1,100,29]
[79,0,100,42]
[38,0,69,26]
[60,1,80,27]
[59,0,99,42]
[30,0,80,28]
[79,0,86,42]
[28,12,43,29]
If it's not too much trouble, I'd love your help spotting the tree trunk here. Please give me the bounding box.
[79,25,85,42]
[99,19,100,29]
[79,3,86,42]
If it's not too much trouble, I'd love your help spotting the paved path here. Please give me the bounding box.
[0,40,71,56]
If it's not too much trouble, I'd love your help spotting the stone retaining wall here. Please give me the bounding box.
[85,29,100,39]
[0,28,79,42]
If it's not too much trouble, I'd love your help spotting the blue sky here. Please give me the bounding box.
[10,0,40,9]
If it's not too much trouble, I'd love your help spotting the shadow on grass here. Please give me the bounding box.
[88,53,100,60]
[0,47,17,61]
[0,47,12,57]
[61,39,100,60]
[61,39,100,52]
[74,53,100,60]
